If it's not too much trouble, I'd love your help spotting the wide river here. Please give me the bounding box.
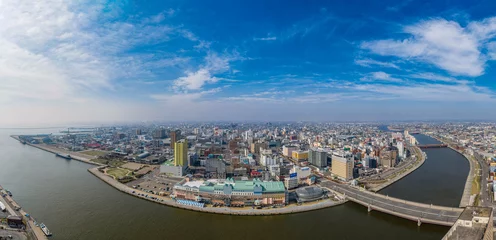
[0,128,468,239]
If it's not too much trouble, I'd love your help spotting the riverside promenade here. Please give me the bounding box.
[88,167,346,216]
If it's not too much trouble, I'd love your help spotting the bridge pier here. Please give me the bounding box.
[417,218,421,227]
[368,204,372,212]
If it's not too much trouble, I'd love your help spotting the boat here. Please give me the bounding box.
[39,223,52,236]
[55,153,72,160]
[0,201,5,212]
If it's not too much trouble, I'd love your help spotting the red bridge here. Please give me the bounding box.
[418,144,448,148]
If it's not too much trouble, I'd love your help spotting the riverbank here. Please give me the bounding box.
[10,135,104,167]
[88,167,346,216]
[424,133,475,207]
[0,186,47,240]
[368,141,426,192]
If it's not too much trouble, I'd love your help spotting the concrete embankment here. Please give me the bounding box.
[425,134,474,207]
[88,167,346,216]
[369,143,426,192]
[10,135,104,167]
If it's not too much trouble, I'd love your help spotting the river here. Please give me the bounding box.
[0,129,460,240]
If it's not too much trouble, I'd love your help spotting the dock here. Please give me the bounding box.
[0,185,47,240]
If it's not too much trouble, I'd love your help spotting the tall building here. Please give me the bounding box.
[332,156,353,181]
[309,149,328,168]
[153,129,166,139]
[174,139,188,167]
[397,141,404,159]
[170,130,181,148]
[135,129,142,135]
[380,148,398,168]
[292,150,308,161]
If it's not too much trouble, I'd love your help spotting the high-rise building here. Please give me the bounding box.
[174,139,188,167]
[309,149,328,168]
[380,148,398,168]
[135,129,142,135]
[170,130,181,148]
[332,156,353,181]
[153,129,166,139]
[397,141,404,159]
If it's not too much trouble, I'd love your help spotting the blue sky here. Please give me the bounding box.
[1,0,496,125]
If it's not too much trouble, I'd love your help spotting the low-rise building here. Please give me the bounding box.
[173,178,287,207]
[292,150,308,161]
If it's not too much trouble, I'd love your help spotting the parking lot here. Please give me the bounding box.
[126,170,182,196]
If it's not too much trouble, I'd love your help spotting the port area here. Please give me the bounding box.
[88,167,346,216]
[10,135,104,167]
[0,186,47,240]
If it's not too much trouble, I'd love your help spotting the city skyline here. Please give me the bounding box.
[1,0,496,126]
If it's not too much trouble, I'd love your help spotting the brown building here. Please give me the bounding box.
[170,130,181,147]
[380,148,398,168]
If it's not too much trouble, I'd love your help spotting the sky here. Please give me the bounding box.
[1,0,496,126]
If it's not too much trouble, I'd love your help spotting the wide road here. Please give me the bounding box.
[319,180,462,225]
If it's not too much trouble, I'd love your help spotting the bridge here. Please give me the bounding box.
[320,180,463,226]
[418,144,448,149]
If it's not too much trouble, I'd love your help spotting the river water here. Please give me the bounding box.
[0,129,464,240]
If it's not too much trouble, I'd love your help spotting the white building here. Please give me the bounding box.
[397,141,405,159]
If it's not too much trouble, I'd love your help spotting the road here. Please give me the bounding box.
[319,180,462,225]
[474,152,490,207]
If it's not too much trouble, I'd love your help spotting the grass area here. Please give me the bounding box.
[106,167,132,180]
[80,150,108,156]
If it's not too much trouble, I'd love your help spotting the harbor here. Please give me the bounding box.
[0,186,48,240]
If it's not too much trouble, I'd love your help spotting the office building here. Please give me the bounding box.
[284,177,298,190]
[282,145,297,157]
[332,156,353,181]
[135,129,142,135]
[292,150,308,161]
[153,129,167,139]
[397,141,404,159]
[309,148,328,168]
[380,148,398,168]
[170,130,181,148]
[174,139,188,167]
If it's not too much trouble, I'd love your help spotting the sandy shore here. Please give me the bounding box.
[88,167,346,216]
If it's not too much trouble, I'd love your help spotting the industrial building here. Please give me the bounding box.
[173,178,287,206]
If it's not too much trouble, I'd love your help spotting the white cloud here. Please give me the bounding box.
[351,82,494,102]
[173,52,239,90]
[354,58,400,69]
[361,71,403,82]
[361,17,496,77]
[408,72,468,84]
[151,88,222,102]
[253,37,277,41]
[0,0,195,103]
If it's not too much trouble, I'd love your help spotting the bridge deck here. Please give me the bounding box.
[320,181,462,226]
